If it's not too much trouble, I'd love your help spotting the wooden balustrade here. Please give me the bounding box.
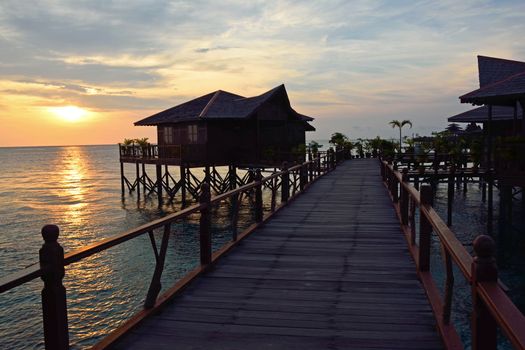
[381,159,525,350]
[0,150,343,350]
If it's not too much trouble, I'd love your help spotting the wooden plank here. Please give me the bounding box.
[108,159,443,350]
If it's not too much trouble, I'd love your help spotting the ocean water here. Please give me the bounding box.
[0,145,523,349]
[430,180,525,349]
[0,145,253,349]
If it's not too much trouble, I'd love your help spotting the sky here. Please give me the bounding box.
[1,0,525,147]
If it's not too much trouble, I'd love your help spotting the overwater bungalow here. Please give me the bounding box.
[457,56,525,185]
[118,84,315,203]
[122,84,315,168]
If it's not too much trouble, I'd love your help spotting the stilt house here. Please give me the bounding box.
[132,84,315,167]
[457,55,525,184]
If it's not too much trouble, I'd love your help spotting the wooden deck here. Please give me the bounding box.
[111,159,443,350]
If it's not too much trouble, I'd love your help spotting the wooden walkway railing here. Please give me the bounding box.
[0,150,341,350]
[381,160,525,350]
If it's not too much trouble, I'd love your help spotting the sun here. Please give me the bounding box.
[49,106,88,122]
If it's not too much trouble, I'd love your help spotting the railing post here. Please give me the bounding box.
[447,165,455,226]
[391,169,399,203]
[281,162,290,202]
[418,185,433,271]
[384,161,389,184]
[255,169,263,223]
[39,224,69,350]
[299,164,306,191]
[199,183,211,266]
[471,235,498,350]
[401,168,409,225]
[381,160,386,182]
[329,148,335,170]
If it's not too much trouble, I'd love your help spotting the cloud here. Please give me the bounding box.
[1,0,525,145]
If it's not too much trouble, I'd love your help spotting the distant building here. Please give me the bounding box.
[457,55,525,136]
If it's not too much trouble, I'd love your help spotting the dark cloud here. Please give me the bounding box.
[194,46,234,53]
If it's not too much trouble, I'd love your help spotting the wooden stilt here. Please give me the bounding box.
[447,167,455,226]
[204,165,210,186]
[141,163,146,198]
[120,162,125,197]
[487,172,493,234]
[165,165,169,188]
[229,165,237,190]
[522,186,525,210]
[501,185,512,233]
[156,164,163,206]
[181,165,186,207]
[482,178,487,203]
[136,162,141,202]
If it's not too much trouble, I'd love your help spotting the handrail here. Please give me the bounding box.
[64,203,204,265]
[419,200,472,279]
[0,264,42,293]
[478,282,525,349]
[0,149,345,350]
[381,159,525,350]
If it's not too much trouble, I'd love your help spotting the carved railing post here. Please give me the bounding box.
[199,183,211,266]
[39,225,69,350]
[255,170,263,223]
[281,162,289,202]
[471,235,498,350]
[418,185,433,271]
[401,168,409,225]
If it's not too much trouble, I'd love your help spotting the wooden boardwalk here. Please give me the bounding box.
[112,159,443,350]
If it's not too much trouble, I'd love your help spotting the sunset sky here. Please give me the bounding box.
[1,0,525,147]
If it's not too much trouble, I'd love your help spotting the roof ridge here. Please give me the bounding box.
[199,90,221,118]
[478,55,525,66]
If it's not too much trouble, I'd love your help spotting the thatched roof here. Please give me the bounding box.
[135,84,314,127]
[460,56,525,105]
[448,105,523,123]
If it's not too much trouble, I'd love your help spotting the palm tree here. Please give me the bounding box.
[389,120,412,150]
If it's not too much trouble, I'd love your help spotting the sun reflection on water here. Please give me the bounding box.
[56,147,88,228]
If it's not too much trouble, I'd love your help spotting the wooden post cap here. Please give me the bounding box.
[282,161,288,169]
[473,235,496,258]
[42,225,59,242]
[472,234,497,282]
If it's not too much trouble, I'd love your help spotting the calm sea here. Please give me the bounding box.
[0,145,523,349]
[0,145,248,349]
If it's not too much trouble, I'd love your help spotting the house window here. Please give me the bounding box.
[188,124,198,143]
[164,126,173,144]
